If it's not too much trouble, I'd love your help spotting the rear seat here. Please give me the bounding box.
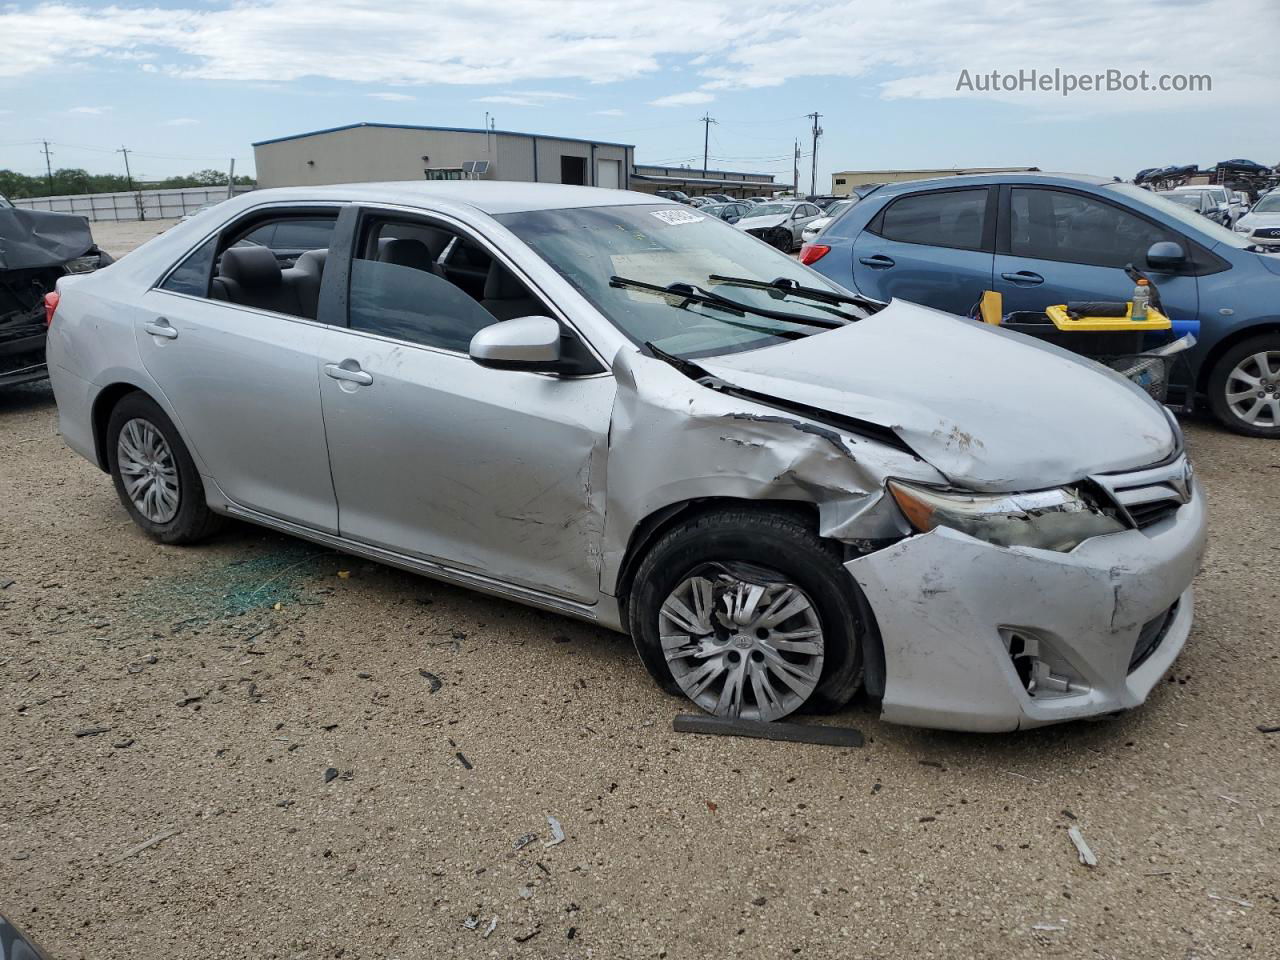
[211,246,327,319]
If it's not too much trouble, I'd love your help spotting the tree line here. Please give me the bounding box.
[0,168,256,199]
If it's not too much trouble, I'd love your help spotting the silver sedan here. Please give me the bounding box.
[46,182,1205,731]
[735,201,825,251]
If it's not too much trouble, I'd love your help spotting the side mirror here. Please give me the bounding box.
[1146,241,1186,272]
[726,215,740,224]
[469,316,561,370]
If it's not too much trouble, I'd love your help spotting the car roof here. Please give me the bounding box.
[228,181,663,215]
[870,171,1114,196]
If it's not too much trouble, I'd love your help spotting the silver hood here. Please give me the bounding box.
[736,214,789,231]
[697,299,1176,492]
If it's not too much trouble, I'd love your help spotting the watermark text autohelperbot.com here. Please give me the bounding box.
[956,68,1211,97]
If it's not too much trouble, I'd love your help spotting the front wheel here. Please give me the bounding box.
[628,508,868,721]
[1206,334,1280,438]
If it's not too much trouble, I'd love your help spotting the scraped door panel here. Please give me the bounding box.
[137,290,338,531]
[315,333,614,603]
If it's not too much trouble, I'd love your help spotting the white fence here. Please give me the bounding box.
[10,185,254,222]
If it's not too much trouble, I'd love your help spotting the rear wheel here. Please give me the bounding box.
[1207,334,1280,438]
[770,228,794,252]
[106,392,223,543]
[628,508,867,721]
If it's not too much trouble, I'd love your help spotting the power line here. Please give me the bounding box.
[117,146,134,192]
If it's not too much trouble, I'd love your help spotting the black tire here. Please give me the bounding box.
[628,508,869,716]
[1206,333,1280,438]
[770,228,793,252]
[106,391,223,544]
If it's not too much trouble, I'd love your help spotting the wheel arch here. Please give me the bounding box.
[614,496,886,701]
[90,382,145,471]
[1196,320,1280,393]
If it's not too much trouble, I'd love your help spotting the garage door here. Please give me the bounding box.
[596,158,621,189]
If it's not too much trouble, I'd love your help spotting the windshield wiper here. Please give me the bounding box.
[707,274,882,313]
[609,275,848,330]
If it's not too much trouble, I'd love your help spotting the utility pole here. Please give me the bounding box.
[41,140,54,195]
[226,158,236,200]
[118,146,140,220]
[806,112,823,198]
[700,113,716,180]
[793,139,800,196]
[117,146,134,191]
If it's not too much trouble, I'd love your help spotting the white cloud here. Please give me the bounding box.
[649,90,715,107]
[595,108,625,116]
[165,117,198,125]
[475,94,539,106]
[68,105,110,114]
[368,92,415,101]
[0,0,1272,115]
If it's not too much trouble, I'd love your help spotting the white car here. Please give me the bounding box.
[1170,184,1243,227]
[801,198,860,244]
[735,201,824,251]
[1233,191,1280,248]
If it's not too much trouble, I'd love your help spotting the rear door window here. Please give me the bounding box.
[875,188,988,251]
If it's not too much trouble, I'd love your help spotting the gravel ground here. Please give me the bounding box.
[1,225,1276,959]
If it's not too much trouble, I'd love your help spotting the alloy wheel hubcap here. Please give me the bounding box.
[659,564,825,722]
[1226,351,1280,427]
[117,418,180,523]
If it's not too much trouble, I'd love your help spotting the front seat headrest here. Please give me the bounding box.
[378,238,435,271]
[483,261,528,300]
[220,245,282,289]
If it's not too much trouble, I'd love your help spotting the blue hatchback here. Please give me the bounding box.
[807,172,1280,437]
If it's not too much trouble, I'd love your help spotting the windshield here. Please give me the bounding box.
[496,204,866,358]
[0,195,12,209]
[1165,194,1203,208]
[742,203,794,218]
[1106,183,1251,249]
[1253,195,1280,214]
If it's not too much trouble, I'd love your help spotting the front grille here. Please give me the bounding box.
[1129,601,1178,672]
[1092,455,1192,532]
[1255,227,1280,238]
[1125,499,1180,530]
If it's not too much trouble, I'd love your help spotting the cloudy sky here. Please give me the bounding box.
[0,0,1276,188]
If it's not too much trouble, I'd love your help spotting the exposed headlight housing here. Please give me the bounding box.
[887,479,1126,552]
[63,254,102,275]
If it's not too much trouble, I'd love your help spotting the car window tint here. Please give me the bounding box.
[878,189,987,250]
[1010,188,1177,269]
[270,219,336,252]
[160,235,218,296]
[235,223,275,248]
[348,257,499,353]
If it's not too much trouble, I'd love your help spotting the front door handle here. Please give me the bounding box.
[858,254,895,269]
[143,318,178,339]
[1000,270,1044,286]
[324,360,373,386]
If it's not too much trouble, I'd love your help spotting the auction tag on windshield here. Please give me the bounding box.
[651,209,705,225]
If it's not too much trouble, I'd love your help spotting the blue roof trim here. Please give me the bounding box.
[252,121,634,150]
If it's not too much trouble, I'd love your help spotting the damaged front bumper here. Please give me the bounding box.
[846,477,1207,732]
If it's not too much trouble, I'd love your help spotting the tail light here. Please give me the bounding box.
[43,291,60,327]
[799,243,830,265]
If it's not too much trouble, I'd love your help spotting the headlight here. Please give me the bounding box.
[1234,222,1251,232]
[887,479,1126,552]
[63,254,102,274]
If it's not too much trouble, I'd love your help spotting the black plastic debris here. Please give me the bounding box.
[673,714,864,747]
[418,670,444,693]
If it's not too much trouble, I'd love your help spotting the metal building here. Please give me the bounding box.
[831,167,1040,196]
[252,122,634,190]
[630,164,778,198]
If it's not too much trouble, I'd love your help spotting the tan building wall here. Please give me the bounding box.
[253,124,634,189]
[830,167,1039,196]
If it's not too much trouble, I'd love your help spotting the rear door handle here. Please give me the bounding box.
[324,360,373,386]
[143,318,178,339]
[1000,270,1044,285]
[858,254,895,268]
